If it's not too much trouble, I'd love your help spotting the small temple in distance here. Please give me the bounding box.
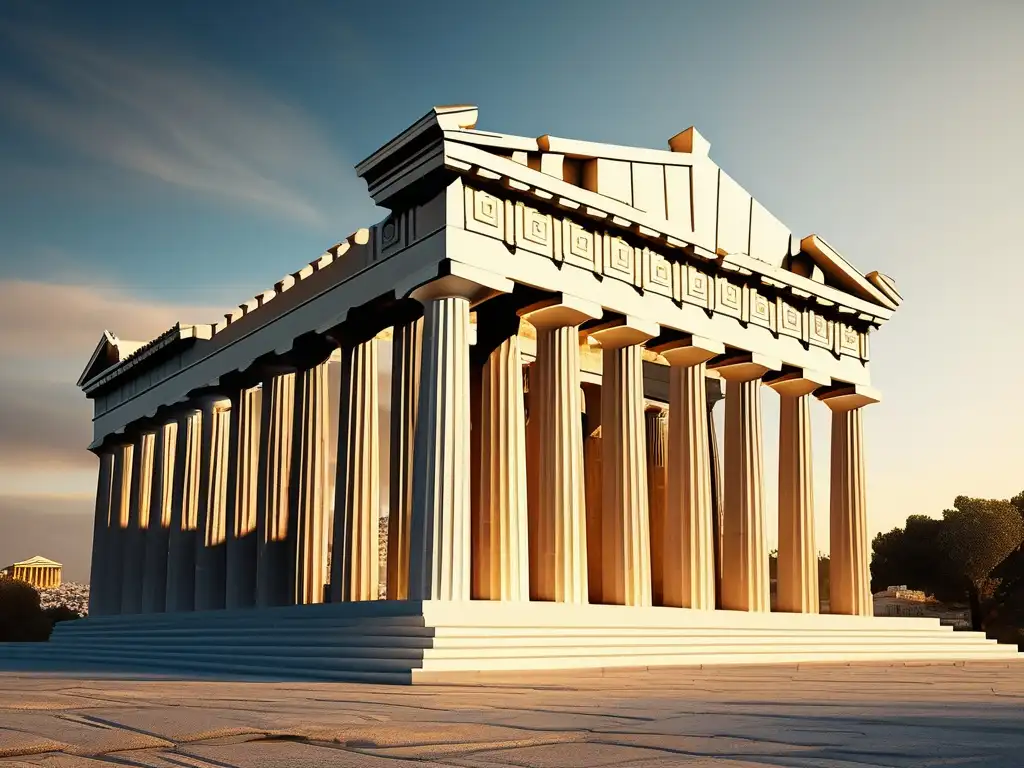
[1,556,63,590]
[4,104,1014,682]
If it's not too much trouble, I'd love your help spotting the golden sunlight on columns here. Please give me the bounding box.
[518,295,602,603]
[581,384,603,604]
[167,408,202,613]
[332,338,380,602]
[104,441,134,615]
[122,429,156,614]
[387,319,422,601]
[818,385,880,617]
[290,361,330,605]
[225,387,261,609]
[711,353,781,612]
[142,420,177,613]
[766,370,830,614]
[408,295,472,600]
[472,313,529,601]
[88,451,115,616]
[589,318,659,607]
[256,367,296,608]
[649,336,724,610]
[195,396,232,611]
[644,407,668,605]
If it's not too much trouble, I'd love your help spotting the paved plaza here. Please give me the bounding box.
[1,661,1022,767]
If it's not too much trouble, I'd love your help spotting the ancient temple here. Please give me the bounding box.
[58,106,1016,681]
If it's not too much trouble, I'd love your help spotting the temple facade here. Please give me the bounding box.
[1,556,62,589]
[65,106,1016,679]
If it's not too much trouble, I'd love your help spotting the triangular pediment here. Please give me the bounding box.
[9,555,61,568]
[77,330,121,387]
[376,105,901,314]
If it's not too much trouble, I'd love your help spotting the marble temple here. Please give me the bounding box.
[54,106,1017,682]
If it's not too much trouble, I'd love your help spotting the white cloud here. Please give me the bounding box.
[0,23,367,227]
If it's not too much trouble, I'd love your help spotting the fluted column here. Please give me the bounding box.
[122,430,156,614]
[387,319,422,600]
[332,339,380,602]
[141,420,177,613]
[589,318,658,607]
[706,378,725,608]
[644,407,668,606]
[256,368,296,608]
[519,296,601,603]
[194,396,232,611]
[819,385,879,617]
[290,361,330,604]
[225,387,261,609]
[88,451,115,616]
[473,327,529,601]
[102,441,134,615]
[712,354,780,612]
[650,336,724,609]
[408,295,473,601]
[166,408,202,612]
[581,384,603,604]
[767,370,829,613]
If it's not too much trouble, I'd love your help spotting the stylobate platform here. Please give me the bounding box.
[0,600,1018,684]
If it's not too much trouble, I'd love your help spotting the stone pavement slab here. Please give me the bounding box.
[0,661,1022,767]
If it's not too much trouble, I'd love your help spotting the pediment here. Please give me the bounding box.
[367,105,900,314]
[77,331,148,388]
[12,555,61,567]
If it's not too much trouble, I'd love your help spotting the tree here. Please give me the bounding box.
[871,515,960,600]
[0,580,53,642]
[940,496,1024,631]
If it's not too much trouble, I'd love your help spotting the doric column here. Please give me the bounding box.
[166,408,202,612]
[589,318,658,607]
[766,370,829,614]
[256,367,296,608]
[819,385,880,617]
[225,387,260,609]
[408,295,472,601]
[650,336,724,610]
[644,407,668,606]
[711,353,780,612]
[706,377,725,608]
[387,319,422,600]
[291,360,330,605]
[331,339,380,602]
[472,308,529,601]
[142,420,177,613]
[87,451,115,616]
[121,430,156,614]
[194,396,232,611]
[519,295,601,603]
[581,384,603,604]
[103,442,134,615]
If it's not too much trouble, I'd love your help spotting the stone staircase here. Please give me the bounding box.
[0,600,1018,684]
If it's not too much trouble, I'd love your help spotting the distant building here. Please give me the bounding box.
[873,585,970,629]
[0,556,62,589]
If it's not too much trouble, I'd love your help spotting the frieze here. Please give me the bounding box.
[462,184,872,362]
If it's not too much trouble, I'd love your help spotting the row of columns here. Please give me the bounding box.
[5,566,61,589]
[88,283,874,618]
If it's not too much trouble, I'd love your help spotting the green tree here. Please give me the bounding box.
[940,496,1024,631]
[871,515,960,600]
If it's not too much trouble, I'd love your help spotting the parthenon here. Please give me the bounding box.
[62,106,1017,680]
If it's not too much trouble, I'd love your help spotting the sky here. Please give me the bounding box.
[0,0,1021,582]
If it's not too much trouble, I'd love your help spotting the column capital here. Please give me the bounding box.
[518,293,602,329]
[817,383,882,412]
[192,393,232,414]
[407,260,513,305]
[709,352,782,382]
[586,316,659,350]
[764,369,831,398]
[649,334,724,367]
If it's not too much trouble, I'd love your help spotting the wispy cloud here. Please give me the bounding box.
[0,23,362,226]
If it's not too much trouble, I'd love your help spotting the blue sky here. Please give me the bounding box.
[1,0,1022,579]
